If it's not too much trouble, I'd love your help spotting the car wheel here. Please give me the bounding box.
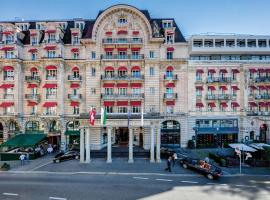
[206,174,214,180]
[56,159,60,163]
[182,163,188,169]
[75,155,79,159]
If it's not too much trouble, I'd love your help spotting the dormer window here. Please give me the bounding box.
[36,23,45,30]
[163,21,173,28]
[17,24,28,31]
[75,22,84,30]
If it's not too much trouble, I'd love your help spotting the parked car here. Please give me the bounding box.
[53,151,80,163]
[179,157,222,180]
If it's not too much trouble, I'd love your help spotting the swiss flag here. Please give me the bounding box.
[89,108,96,126]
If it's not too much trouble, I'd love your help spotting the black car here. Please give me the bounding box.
[179,157,222,180]
[53,151,80,163]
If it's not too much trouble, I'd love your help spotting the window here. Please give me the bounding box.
[5,51,15,59]
[31,37,38,45]
[46,69,57,80]
[46,106,57,115]
[106,106,113,113]
[118,70,127,77]
[46,88,57,99]
[167,51,173,60]
[118,106,127,113]
[4,70,14,80]
[196,72,202,81]
[91,68,96,76]
[106,51,113,59]
[5,106,14,114]
[149,51,154,58]
[132,88,141,95]
[48,34,56,43]
[91,88,96,94]
[196,89,202,97]
[73,52,79,59]
[232,104,237,112]
[166,69,173,78]
[73,106,79,115]
[166,35,173,44]
[47,50,56,58]
[75,22,84,30]
[118,88,127,95]
[31,105,37,114]
[150,67,155,76]
[118,18,127,24]
[105,88,113,95]
[232,72,237,81]
[131,70,140,78]
[73,36,79,44]
[31,53,37,60]
[118,51,127,59]
[105,70,114,78]
[132,106,141,113]
[149,105,156,113]
[6,35,14,44]
[91,51,96,59]
[150,87,155,95]
[166,106,174,114]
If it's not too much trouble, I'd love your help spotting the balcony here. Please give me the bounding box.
[164,93,178,99]
[102,38,143,44]
[101,54,144,60]
[67,75,82,81]
[164,74,178,81]
[25,76,41,82]
[3,76,14,81]
[101,94,144,100]
[68,94,82,100]
[43,112,57,116]
[3,94,14,99]
[46,76,57,81]
[246,110,270,116]
[254,94,270,99]
[46,94,57,99]
[25,94,41,102]
[206,94,232,100]
[101,75,144,80]
[206,77,231,83]
[255,77,270,83]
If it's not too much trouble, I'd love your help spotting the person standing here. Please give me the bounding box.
[172,153,178,167]
[165,156,172,172]
[19,154,25,165]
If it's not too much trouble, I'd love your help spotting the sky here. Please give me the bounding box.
[0,0,270,37]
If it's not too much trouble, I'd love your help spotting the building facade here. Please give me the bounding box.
[0,4,269,157]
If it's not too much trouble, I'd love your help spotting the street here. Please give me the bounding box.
[0,172,269,200]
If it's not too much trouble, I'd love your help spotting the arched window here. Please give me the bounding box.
[8,121,19,132]
[105,66,114,78]
[26,121,40,132]
[118,66,127,77]
[131,66,141,78]
[166,66,174,78]
[66,121,80,131]
[49,120,60,132]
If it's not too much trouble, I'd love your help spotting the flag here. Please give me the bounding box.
[89,107,96,126]
[101,107,107,126]
[141,107,144,127]
[127,109,131,127]
[245,152,252,160]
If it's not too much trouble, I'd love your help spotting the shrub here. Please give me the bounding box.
[1,163,10,171]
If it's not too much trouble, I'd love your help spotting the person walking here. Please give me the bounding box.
[165,156,172,172]
[19,154,25,165]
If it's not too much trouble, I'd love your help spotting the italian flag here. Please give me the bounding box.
[101,107,107,126]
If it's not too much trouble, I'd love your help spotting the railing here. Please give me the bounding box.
[67,75,82,81]
[46,76,57,81]
[206,94,232,100]
[68,94,82,100]
[102,38,143,44]
[255,77,270,83]
[101,75,144,80]
[46,94,57,99]
[3,94,14,99]
[101,54,144,60]
[254,94,270,99]
[246,110,270,116]
[43,112,57,116]
[101,94,144,99]
[25,76,41,82]
[206,77,231,83]
[25,94,40,102]
[164,93,178,99]
[3,76,14,81]
[164,74,178,80]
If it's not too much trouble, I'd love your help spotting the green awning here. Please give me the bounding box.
[65,130,80,136]
[0,134,47,148]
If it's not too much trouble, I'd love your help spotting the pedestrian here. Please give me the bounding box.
[165,156,172,172]
[19,154,25,165]
[26,152,30,164]
[172,152,178,167]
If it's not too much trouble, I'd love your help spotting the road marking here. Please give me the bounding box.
[156,178,173,182]
[30,161,53,171]
[181,181,198,184]
[133,177,149,180]
[49,197,67,200]
[235,185,256,188]
[3,192,19,196]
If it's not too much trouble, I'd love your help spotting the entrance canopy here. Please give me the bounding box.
[229,143,257,152]
[0,134,47,148]
[249,143,270,150]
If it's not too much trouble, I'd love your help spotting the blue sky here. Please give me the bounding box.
[1,0,269,36]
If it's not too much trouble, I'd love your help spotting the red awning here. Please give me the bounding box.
[231,85,240,90]
[117,83,128,88]
[196,69,204,73]
[208,69,216,73]
[30,33,37,36]
[117,48,127,51]
[232,69,240,73]
[131,66,140,71]
[167,31,174,35]
[45,30,56,34]
[258,68,265,73]
[72,66,79,71]
[43,84,57,88]
[130,101,141,106]
[0,47,14,51]
[71,48,79,53]
[103,83,114,88]
[43,102,57,107]
[220,102,228,107]
[166,83,175,88]
[3,66,14,71]
[196,102,204,107]
[265,69,270,73]
[249,102,257,107]
[0,84,14,89]
[0,102,14,107]
[249,68,257,73]
[208,86,216,90]
[130,83,142,88]
[208,102,216,107]
[70,83,80,88]
[27,83,38,88]
[118,66,127,71]
[132,31,139,35]
[105,66,114,71]
[27,101,37,106]
[196,86,204,90]
[131,47,141,51]
[166,101,175,106]
[104,101,115,106]
[219,69,228,73]
[117,101,128,106]
[2,31,14,35]
[30,67,37,72]
[44,46,56,50]
[249,85,257,90]
[117,30,128,35]
[259,102,267,107]
[266,102,270,107]
[28,48,38,53]
[220,85,227,90]
[166,66,174,71]
[105,31,112,35]
[71,32,79,36]
[231,102,240,107]
[265,85,270,90]
[104,48,114,52]
[45,65,57,70]
[167,47,174,51]
[70,101,79,107]
[258,85,266,90]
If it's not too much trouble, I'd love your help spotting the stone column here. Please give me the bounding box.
[156,126,161,163]
[128,128,134,163]
[150,126,155,163]
[85,128,91,163]
[107,127,112,163]
[80,128,85,163]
